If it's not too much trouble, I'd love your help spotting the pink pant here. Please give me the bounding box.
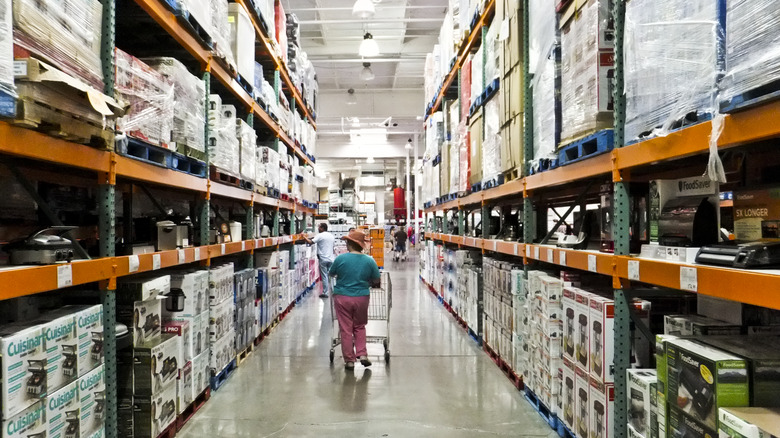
[333,294,370,362]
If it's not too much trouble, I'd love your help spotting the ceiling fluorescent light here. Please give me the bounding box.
[352,0,375,18]
[346,88,357,105]
[359,33,380,57]
[360,62,375,81]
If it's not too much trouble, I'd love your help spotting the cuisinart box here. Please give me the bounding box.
[133,335,181,396]
[576,365,590,438]
[46,379,80,438]
[563,288,577,363]
[118,297,161,347]
[578,289,596,371]
[733,187,780,241]
[1,401,46,438]
[34,311,78,392]
[628,369,657,438]
[72,305,103,377]
[590,377,614,438]
[666,339,749,431]
[719,407,780,438]
[79,365,105,438]
[0,322,47,418]
[563,357,577,432]
[133,380,177,438]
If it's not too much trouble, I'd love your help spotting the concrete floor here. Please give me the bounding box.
[179,254,556,437]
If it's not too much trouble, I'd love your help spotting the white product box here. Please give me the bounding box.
[168,271,208,317]
[177,361,193,414]
[134,335,181,396]
[209,264,235,306]
[1,401,46,438]
[590,377,615,438]
[210,330,235,373]
[576,365,591,438]
[590,295,614,383]
[540,275,563,302]
[163,319,192,363]
[663,314,742,336]
[527,270,545,297]
[208,94,222,129]
[133,380,177,438]
[227,3,255,89]
[0,323,47,418]
[196,310,209,357]
[118,275,171,302]
[78,365,105,438]
[119,298,161,347]
[563,288,577,363]
[563,357,577,432]
[36,312,79,392]
[73,305,104,377]
[719,408,780,438]
[191,350,210,397]
[209,299,234,342]
[46,379,80,438]
[628,424,645,438]
[576,289,596,371]
[628,369,657,438]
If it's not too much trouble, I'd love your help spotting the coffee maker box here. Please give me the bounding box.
[46,379,80,438]
[163,319,192,363]
[563,288,577,363]
[35,312,79,392]
[577,289,596,371]
[576,365,591,438]
[118,298,162,347]
[666,339,749,431]
[628,369,657,438]
[0,323,48,418]
[79,365,105,438]
[133,380,177,438]
[133,335,181,396]
[209,299,235,343]
[563,357,577,432]
[177,361,193,414]
[590,377,614,438]
[118,275,171,302]
[540,275,563,302]
[590,295,613,382]
[719,407,780,438]
[1,400,46,438]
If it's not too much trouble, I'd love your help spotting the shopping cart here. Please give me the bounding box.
[329,271,392,364]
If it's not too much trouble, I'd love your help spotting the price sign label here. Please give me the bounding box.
[526,245,532,257]
[255,239,260,248]
[57,264,73,288]
[178,250,186,264]
[534,246,540,260]
[514,244,519,256]
[628,260,640,281]
[492,240,497,252]
[241,241,246,251]
[680,267,698,292]
[129,255,140,273]
[194,248,201,260]
[547,249,554,262]
[152,254,161,270]
[560,251,567,267]
[221,244,226,255]
[588,255,597,272]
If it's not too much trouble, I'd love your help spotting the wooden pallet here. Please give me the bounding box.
[210,359,237,392]
[210,166,240,186]
[236,343,254,366]
[9,98,114,148]
[721,77,780,113]
[121,137,171,167]
[557,129,614,167]
[176,387,211,431]
[503,166,521,182]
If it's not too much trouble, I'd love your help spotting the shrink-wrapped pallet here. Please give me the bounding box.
[228,3,255,89]
[471,46,483,106]
[0,0,12,98]
[257,146,280,191]
[530,0,558,167]
[210,0,236,69]
[237,119,256,182]
[115,49,174,148]
[625,0,722,142]
[482,97,501,182]
[209,105,239,177]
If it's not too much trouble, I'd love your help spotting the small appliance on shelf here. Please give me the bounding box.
[5,226,85,265]
[696,241,780,268]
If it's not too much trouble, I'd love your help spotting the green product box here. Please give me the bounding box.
[669,405,717,438]
[699,336,780,407]
[719,407,780,438]
[666,339,749,431]
[655,334,678,410]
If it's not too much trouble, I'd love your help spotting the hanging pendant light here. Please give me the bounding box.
[352,0,375,18]
[346,88,357,105]
[358,33,380,57]
[360,62,375,81]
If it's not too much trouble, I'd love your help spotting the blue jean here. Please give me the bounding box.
[319,258,333,294]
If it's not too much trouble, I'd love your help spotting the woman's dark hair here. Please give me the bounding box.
[346,240,363,252]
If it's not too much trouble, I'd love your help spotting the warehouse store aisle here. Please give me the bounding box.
[179,253,555,437]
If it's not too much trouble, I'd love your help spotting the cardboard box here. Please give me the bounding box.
[499,114,523,174]
[118,275,171,302]
[669,405,717,438]
[628,369,658,437]
[733,187,780,242]
[590,377,614,438]
[73,305,104,377]
[469,107,483,185]
[666,339,749,430]
[578,289,596,371]
[177,361,193,414]
[197,310,209,357]
[1,401,46,438]
[664,315,743,336]
[167,271,208,317]
[78,365,105,438]
[500,66,524,124]
[563,357,577,432]
[35,311,79,392]
[698,336,780,407]
[118,298,161,347]
[46,379,80,438]
[440,141,450,196]
[540,275,563,302]
[719,407,780,438]
[133,380,177,438]
[210,330,235,373]
[656,334,679,410]
[191,350,210,398]
[133,335,181,396]
[0,323,47,418]
[576,365,591,438]
[163,319,192,364]
[227,3,256,90]
[559,0,615,51]
[209,299,235,343]
[563,288,577,362]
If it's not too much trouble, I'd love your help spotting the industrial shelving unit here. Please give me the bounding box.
[0,1,318,437]
[421,1,780,438]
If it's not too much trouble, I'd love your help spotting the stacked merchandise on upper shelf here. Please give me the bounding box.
[229,1,256,97]
[257,145,281,195]
[207,95,239,179]
[496,0,524,178]
[528,0,559,171]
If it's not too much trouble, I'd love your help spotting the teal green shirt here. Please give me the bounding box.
[329,253,381,297]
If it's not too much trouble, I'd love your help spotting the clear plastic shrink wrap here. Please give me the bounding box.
[13,0,103,88]
[483,21,499,85]
[425,52,437,104]
[228,2,255,88]
[624,0,722,142]
[471,46,483,106]
[721,0,780,107]
[144,58,206,153]
[237,120,256,182]
[560,0,613,142]
[529,0,558,167]
[449,103,460,192]
[258,146,280,191]
[482,97,501,182]
[209,105,240,177]
[210,0,236,69]
[115,49,174,148]
[0,0,13,97]
[458,122,470,193]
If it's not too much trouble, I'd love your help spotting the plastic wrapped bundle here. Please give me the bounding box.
[449,129,460,193]
[721,0,780,108]
[560,0,614,143]
[209,105,240,177]
[229,3,255,89]
[482,97,501,182]
[13,0,103,89]
[237,120,256,182]
[0,0,13,98]
[625,0,722,142]
[530,0,558,165]
[210,0,236,69]
[144,58,206,153]
[115,49,174,148]
[286,13,300,44]
[483,21,499,84]
[258,146,280,190]
[471,46,484,105]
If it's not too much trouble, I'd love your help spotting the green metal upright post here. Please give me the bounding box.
[458,210,465,236]
[522,0,534,251]
[199,72,212,246]
[273,210,280,237]
[442,211,450,234]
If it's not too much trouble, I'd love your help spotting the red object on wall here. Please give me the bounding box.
[461,56,472,122]
[275,1,288,63]
[393,188,406,219]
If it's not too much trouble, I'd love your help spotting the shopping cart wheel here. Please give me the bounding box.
[329,350,334,363]
[384,351,390,364]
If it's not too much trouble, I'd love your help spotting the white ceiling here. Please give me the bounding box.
[282,0,447,173]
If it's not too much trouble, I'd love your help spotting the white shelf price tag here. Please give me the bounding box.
[194,248,201,260]
[560,251,567,267]
[129,255,140,273]
[628,260,640,281]
[57,264,73,289]
[178,250,186,264]
[241,241,246,251]
[255,239,260,248]
[221,244,226,255]
[514,244,519,256]
[152,254,161,270]
[526,245,531,257]
[547,249,554,262]
[534,246,540,260]
[680,267,698,292]
[492,240,497,252]
[588,254,597,273]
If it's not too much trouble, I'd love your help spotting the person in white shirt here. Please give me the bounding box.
[304,222,336,298]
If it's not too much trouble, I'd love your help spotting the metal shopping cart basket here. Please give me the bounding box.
[329,271,392,364]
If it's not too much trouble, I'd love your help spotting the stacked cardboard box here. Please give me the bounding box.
[496,0,524,175]
[483,257,521,364]
[209,264,236,374]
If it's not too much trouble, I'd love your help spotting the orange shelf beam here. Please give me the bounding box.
[0,122,110,172]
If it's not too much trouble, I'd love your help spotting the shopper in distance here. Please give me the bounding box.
[304,222,336,298]
[329,230,381,370]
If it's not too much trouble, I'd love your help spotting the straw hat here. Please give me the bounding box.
[342,229,370,250]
